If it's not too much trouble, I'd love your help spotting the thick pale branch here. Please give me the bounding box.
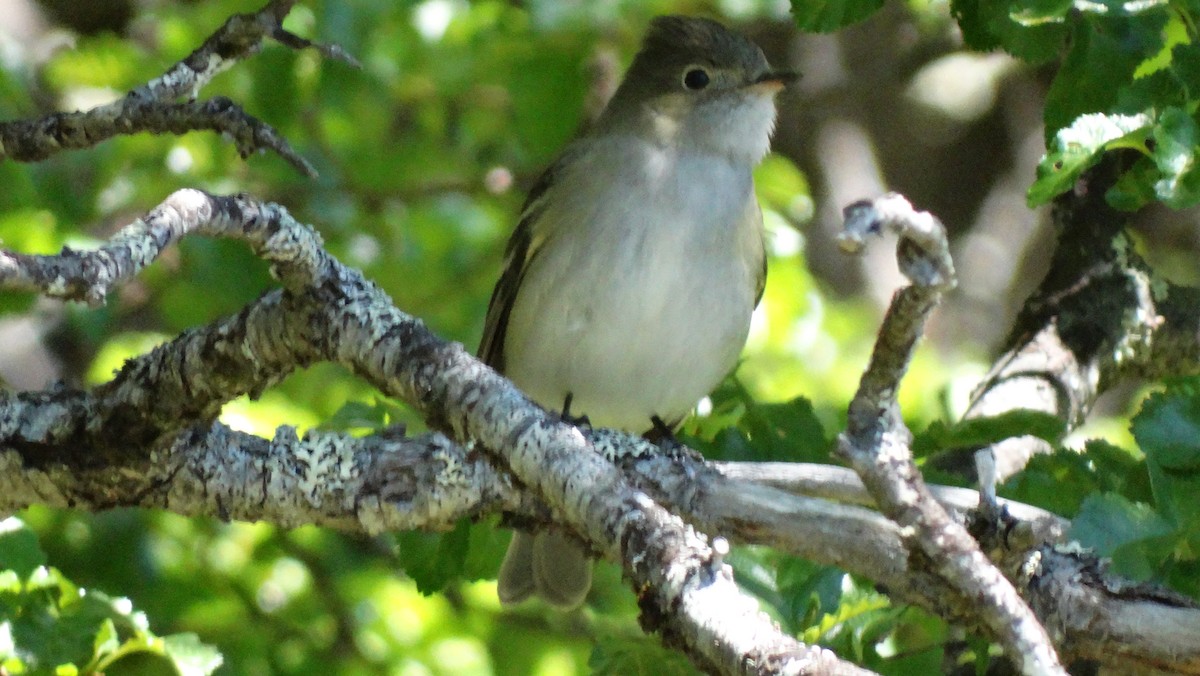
[0,0,356,176]
[835,194,1066,676]
[0,405,526,532]
[1028,545,1200,673]
[4,387,1197,672]
[712,462,1065,528]
[708,460,1200,671]
[0,189,862,676]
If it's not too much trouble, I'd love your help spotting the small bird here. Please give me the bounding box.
[479,15,793,609]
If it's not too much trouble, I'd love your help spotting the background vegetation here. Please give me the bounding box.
[1,0,1197,673]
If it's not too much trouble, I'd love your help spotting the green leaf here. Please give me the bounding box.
[723,546,782,612]
[1134,384,1200,472]
[693,383,830,463]
[1010,0,1072,26]
[1109,530,1181,582]
[1131,11,1190,80]
[90,619,119,661]
[1063,381,1200,596]
[1132,383,1200,525]
[775,558,845,633]
[1151,107,1200,208]
[162,633,224,676]
[1028,112,1152,206]
[1103,106,1200,211]
[800,588,891,646]
[1106,156,1162,210]
[1001,442,1147,517]
[393,519,471,594]
[914,410,1065,455]
[462,518,510,582]
[0,559,223,675]
[743,397,831,462]
[0,518,47,579]
[951,0,1068,62]
[7,578,98,672]
[1069,493,1172,558]
[1043,13,1165,135]
[1121,25,1200,112]
[790,0,886,32]
[1082,438,1154,502]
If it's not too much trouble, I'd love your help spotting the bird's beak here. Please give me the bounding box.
[749,70,799,93]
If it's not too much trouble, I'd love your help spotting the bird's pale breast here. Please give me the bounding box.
[503,136,763,432]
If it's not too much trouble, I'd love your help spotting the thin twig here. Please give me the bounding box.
[0,1,357,176]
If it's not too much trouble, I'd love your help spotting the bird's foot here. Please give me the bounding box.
[645,415,705,462]
[558,392,591,428]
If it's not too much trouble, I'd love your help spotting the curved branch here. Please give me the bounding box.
[0,1,357,176]
[835,194,1065,676]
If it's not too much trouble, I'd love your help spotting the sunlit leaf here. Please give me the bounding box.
[0,519,46,580]
[162,633,224,676]
[1028,112,1151,206]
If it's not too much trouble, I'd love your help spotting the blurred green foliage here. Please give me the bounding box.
[1,0,1198,673]
[0,518,222,675]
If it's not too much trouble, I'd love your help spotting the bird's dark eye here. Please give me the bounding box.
[683,68,710,90]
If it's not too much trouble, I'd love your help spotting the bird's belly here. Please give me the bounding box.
[504,247,753,433]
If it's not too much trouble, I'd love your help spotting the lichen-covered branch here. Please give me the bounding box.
[3,362,1197,672]
[712,461,1065,527]
[834,194,1066,676]
[0,187,328,307]
[933,153,1200,480]
[0,189,864,676]
[0,403,527,533]
[0,1,357,176]
[686,458,1200,673]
